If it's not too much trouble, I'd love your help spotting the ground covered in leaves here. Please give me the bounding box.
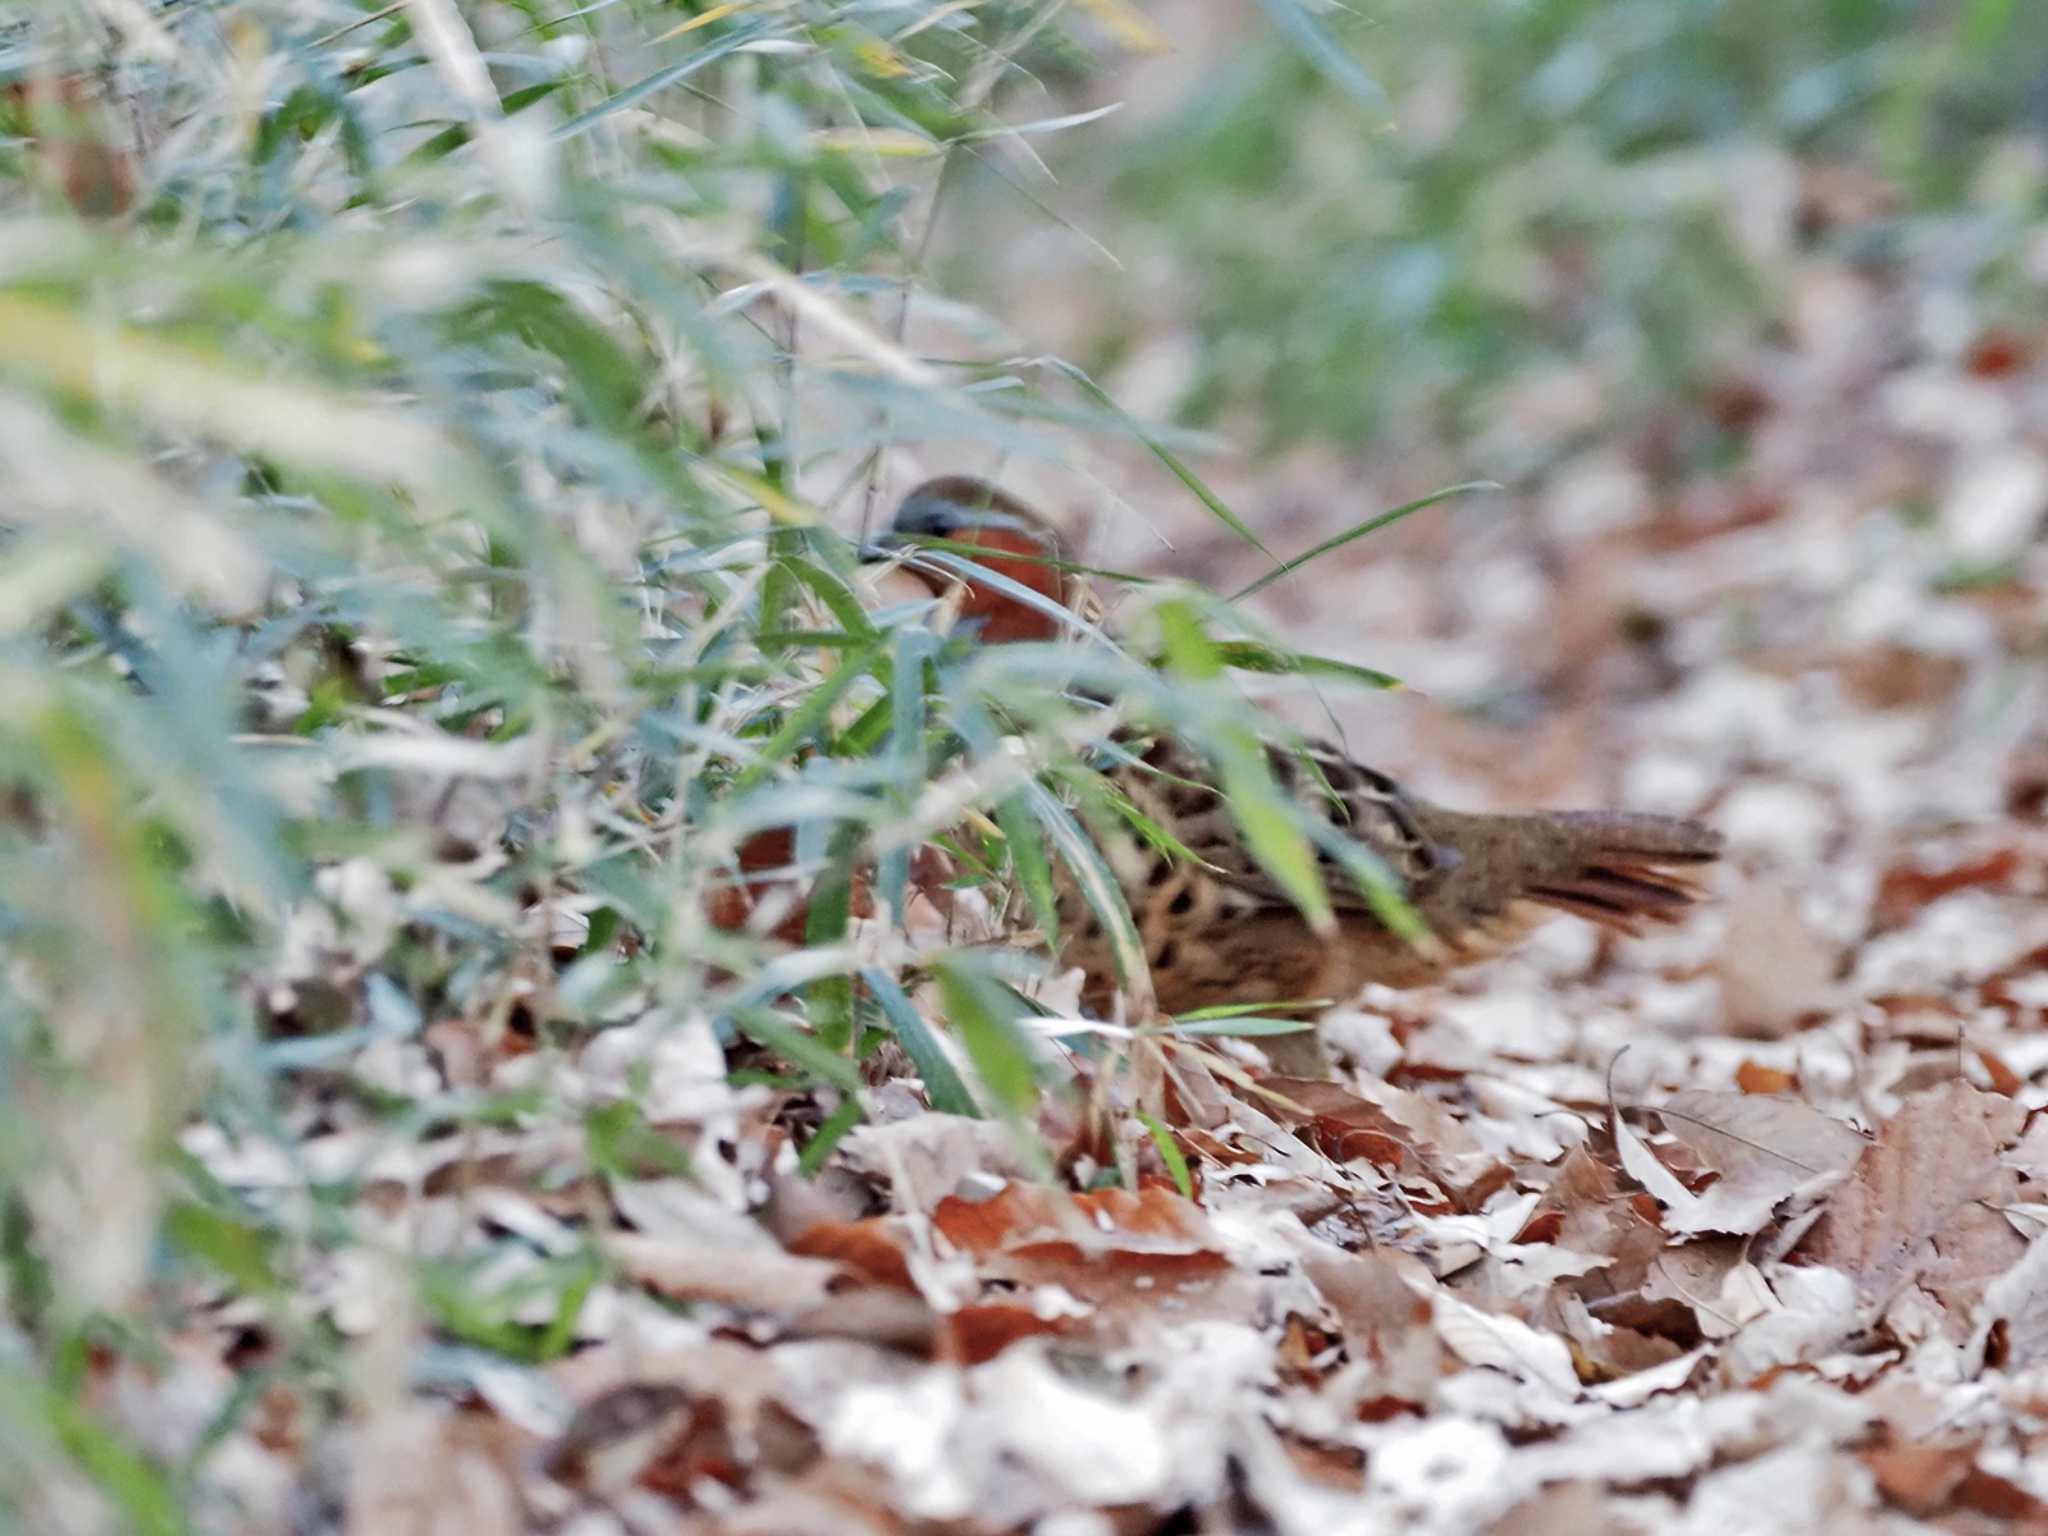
[154,134,2048,1536]
[13,6,2048,1534]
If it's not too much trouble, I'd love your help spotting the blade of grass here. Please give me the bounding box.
[862,968,980,1117]
[1166,1016,1317,1037]
[1173,999,1333,1020]
[931,957,1045,1130]
[996,790,1061,950]
[731,641,880,791]
[1135,1109,1194,1198]
[1041,357,1282,567]
[1211,640,1402,690]
[1251,0,1391,112]
[1155,600,1333,934]
[1230,482,1497,601]
[730,1010,864,1092]
[798,1096,866,1174]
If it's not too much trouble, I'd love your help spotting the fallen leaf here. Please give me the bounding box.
[610,1232,845,1313]
[932,1183,1230,1290]
[1972,1234,2048,1373]
[1796,1081,2027,1308]
[787,1218,918,1292]
[1874,846,2024,930]
[1735,1060,1798,1095]
[1652,1091,1865,1235]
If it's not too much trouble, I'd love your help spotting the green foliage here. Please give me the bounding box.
[1107,0,2048,446]
[0,6,1429,1510]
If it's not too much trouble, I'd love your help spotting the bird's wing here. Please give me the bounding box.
[1105,732,1453,916]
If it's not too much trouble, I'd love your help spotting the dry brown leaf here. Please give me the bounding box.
[542,1383,749,1501]
[1873,845,2025,930]
[609,1231,845,1312]
[1796,1081,2027,1309]
[1973,1235,2048,1373]
[1520,1145,1673,1322]
[1716,879,1841,1037]
[1298,1246,1441,1411]
[1653,1090,1866,1236]
[787,1218,918,1292]
[1736,1060,1799,1094]
[940,1303,1071,1366]
[1265,1075,1506,1210]
[1860,1432,2048,1525]
[932,1181,1225,1274]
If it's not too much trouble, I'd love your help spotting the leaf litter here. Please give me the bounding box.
[132,56,2048,1536]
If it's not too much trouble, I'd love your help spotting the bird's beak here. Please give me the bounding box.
[856,533,906,563]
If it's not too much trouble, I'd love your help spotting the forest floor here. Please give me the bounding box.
[146,80,2048,1536]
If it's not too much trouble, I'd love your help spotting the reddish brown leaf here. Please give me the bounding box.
[1977,1047,2024,1098]
[1965,329,2031,378]
[1797,1081,2026,1307]
[941,1303,1068,1366]
[1736,1060,1798,1095]
[1861,1437,1975,1517]
[9,77,137,218]
[931,1183,1227,1275]
[2008,744,2048,821]
[1874,846,2023,929]
[787,1218,918,1292]
[1861,1434,2048,1525]
[710,826,879,943]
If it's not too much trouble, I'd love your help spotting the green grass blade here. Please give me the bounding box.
[863,969,980,1117]
[1135,1109,1194,1198]
[1251,0,1391,112]
[1042,357,1281,564]
[1230,482,1497,601]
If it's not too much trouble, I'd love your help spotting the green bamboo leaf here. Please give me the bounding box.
[1155,601,1333,933]
[931,958,1043,1126]
[1251,0,1391,112]
[1026,779,1146,991]
[1230,483,1496,601]
[733,642,880,790]
[553,22,770,139]
[904,547,1119,647]
[730,1010,864,1092]
[862,969,980,1117]
[1041,358,1281,565]
[0,1364,192,1536]
[799,1097,866,1175]
[1211,640,1402,691]
[783,547,880,638]
[1135,1109,1195,1198]
[878,627,937,924]
[803,820,866,1052]
[997,790,1061,949]
[893,533,1161,588]
[164,1202,283,1297]
[1173,999,1332,1021]
[1214,731,1335,933]
[1167,1016,1318,1037]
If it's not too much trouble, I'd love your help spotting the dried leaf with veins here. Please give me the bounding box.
[1651,1090,1866,1235]
[1796,1081,2027,1312]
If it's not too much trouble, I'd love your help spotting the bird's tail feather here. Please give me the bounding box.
[1516,811,1721,936]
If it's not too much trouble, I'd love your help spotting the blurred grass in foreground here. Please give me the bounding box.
[0,2,1428,1523]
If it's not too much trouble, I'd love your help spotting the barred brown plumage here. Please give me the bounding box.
[875,476,1723,1071]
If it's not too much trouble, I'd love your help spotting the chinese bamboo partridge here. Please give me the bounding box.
[881,476,1723,1069]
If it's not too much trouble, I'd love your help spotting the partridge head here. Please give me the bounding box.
[878,476,1723,1065]
[880,476,1075,643]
